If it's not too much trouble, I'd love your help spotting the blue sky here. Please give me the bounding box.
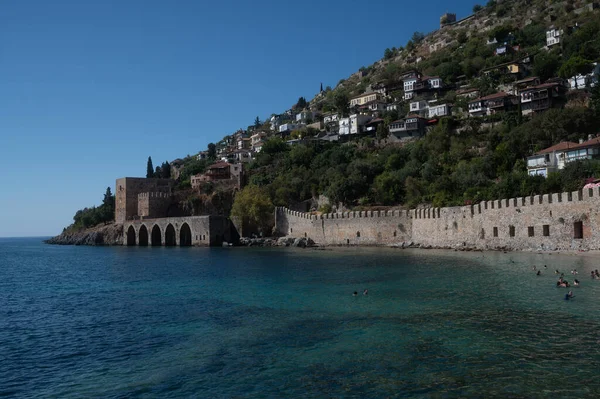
[0,0,479,237]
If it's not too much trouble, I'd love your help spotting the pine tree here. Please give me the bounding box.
[254,116,261,128]
[146,156,154,178]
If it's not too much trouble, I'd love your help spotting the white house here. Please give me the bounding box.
[296,111,317,123]
[349,114,372,134]
[338,118,351,135]
[279,123,304,133]
[546,28,562,47]
[526,140,600,177]
[409,100,428,113]
[323,113,339,124]
[428,103,451,118]
[568,63,600,89]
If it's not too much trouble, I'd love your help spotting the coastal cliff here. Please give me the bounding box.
[46,223,123,246]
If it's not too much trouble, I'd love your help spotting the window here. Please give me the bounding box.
[543,225,550,236]
[528,226,534,237]
[574,221,583,239]
[356,231,361,238]
[509,225,515,237]
[493,227,498,237]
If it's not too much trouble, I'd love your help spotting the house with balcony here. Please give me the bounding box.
[349,92,383,107]
[232,149,252,163]
[296,110,318,123]
[468,92,517,117]
[279,123,304,134]
[237,137,251,150]
[564,137,600,164]
[428,103,451,118]
[388,116,426,141]
[526,141,576,177]
[250,131,267,152]
[519,82,566,116]
[546,27,562,47]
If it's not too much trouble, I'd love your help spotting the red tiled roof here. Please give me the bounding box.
[209,161,231,169]
[535,141,579,155]
[479,92,510,101]
[569,137,600,150]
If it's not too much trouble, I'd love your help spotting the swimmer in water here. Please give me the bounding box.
[363,289,368,295]
[574,279,580,287]
[353,291,358,296]
[536,270,541,276]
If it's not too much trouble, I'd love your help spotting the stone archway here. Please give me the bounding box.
[180,223,192,247]
[151,225,162,246]
[139,225,149,246]
[126,225,136,246]
[165,224,176,246]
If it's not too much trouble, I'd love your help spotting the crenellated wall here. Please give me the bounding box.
[276,187,600,251]
[275,208,412,246]
[138,192,174,219]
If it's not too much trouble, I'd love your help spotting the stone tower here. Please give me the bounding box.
[115,177,174,223]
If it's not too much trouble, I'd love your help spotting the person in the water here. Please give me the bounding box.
[536,270,541,276]
[353,291,358,296]
[363,289,368,295]
[574,279,580,287]
[565,291,574,300]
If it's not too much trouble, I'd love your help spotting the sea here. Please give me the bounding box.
[2,237,600,398]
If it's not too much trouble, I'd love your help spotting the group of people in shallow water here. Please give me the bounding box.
[532,264,600,300]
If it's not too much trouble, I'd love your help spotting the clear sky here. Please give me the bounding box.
[0,0,479,237]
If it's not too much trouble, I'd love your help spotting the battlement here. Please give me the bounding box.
[138,192,173,199]
[275,188,600,250]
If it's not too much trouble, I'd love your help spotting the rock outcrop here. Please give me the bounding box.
[45,223,123,246]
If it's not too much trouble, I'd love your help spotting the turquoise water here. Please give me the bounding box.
[2,238,600,398]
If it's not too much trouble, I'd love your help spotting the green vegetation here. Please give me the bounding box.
[69,187,115,230]
[146,156,154,178]
[230,185,274,234]
[246,107,600,210]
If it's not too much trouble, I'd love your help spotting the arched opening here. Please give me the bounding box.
[165,224,176,246]
[180,223,192,246]
[138,225,149,246]
[126,225,136,246]
[356,231,361,238]
[151,225,162,246]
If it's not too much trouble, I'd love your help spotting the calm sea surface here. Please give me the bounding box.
[2,238,600,398]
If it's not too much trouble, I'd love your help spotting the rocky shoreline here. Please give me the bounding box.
[45,223,123,246]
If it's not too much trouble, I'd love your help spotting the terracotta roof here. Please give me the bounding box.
[470,92,510,103]
[514,76,540,85]
[457,88,479,94]
[366,118,384,124]
[209,161,231,169]
[569,137,600,150]
[535,141,579,155]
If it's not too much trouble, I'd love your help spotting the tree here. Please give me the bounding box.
[558,56,594,88]
[590,84,600,116]
[161,161,171,178]
[411,32,425,44]
[333,92,349,116]
[376,123,389,141]
[254,116,261,128]
[533,51,562,82]
[146,156,154,178]
[231,185,274,234]
[295,97,307,110]
[473,4,483,12]
[207,143,216,159]
[384,48,393,60]
[103,187,114,209]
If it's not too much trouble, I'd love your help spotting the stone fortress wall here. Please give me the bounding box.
[275,187,600,251]
[137,192,174,219]
[115,177,175,223]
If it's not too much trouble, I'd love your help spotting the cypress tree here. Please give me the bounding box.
[146,156,154,178]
